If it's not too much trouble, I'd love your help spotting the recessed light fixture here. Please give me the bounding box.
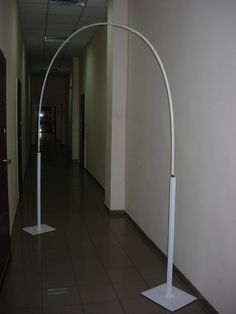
[49,0,87,6]
[45,36,67,43]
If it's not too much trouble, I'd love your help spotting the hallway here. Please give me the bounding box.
[0,146,210,314]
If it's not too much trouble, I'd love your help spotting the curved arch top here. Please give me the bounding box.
[38,22,175,175]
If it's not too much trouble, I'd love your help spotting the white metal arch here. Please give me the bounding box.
[37,22,175,175]
[23,22,197,311]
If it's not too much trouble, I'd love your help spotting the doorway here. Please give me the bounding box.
[17,78,23,195]
[37,106,56,143]
[0,49,11,285]
[79,93,85,166]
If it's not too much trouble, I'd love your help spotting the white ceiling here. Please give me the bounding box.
[18,0,108,72]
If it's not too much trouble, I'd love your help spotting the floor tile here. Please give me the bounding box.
[108,267,144,284]
[76,269,110,285]
[79,284,118,303]
[176,300,211,313]
[72,257,104,273]
[131,254,165,268]
[70,246,99,259]
[0,307,43,314]
[96,245,126,258]
[121,298,167,314]
[2,289,42,308]
[83,301,124,314]
[101,254,134,269]
[113,281,149,301]
[42,256,72,272]
[43,271,76,289]
[43,286,80,307]
[136,265,166,281]
[43,304,84,314]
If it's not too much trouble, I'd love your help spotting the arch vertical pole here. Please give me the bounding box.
[21,22,196,311]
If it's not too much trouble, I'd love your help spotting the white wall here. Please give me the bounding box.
[72,58,80,160]
[126,1,236,313]
[105,0,128,210]
[0,0,28,231]
[80,28,107,187]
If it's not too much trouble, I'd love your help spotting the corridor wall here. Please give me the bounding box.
[126,0,236,313]
[0,0,29,231]
[79,28,107,187]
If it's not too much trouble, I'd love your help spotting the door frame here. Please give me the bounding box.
[17,78,23,196]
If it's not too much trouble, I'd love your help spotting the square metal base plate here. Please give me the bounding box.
[141,283,197,312]
[22,224,56,235]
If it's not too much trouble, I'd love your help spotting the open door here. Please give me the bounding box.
[0,49,11,285]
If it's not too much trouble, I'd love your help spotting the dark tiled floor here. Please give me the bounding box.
[0,146,212,313]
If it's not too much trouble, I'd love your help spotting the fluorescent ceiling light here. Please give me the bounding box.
[45,36,67,43]
[49,0,87,6]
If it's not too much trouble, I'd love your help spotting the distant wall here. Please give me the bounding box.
[79,28,107,187]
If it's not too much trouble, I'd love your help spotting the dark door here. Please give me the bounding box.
[0,49,10,284]
[17,79,23,195]
[79,93,85,166]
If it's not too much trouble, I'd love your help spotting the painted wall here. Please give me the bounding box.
[126,0,236,313]
[80,28,107,187]
[105,0,127,210]
[0,0,28,231]
[72,58,80,160]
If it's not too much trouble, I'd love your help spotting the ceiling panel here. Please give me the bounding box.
[19,0,48,4]
[87,0,107,7]
[19,0,108,71]
[47,14,78,24]
[47,23,75,31]
[21,14,46,23]
[48,5,84,16]
[23,22,45,30]
[46,29,73,37]
[24,29,45,37]
[19,3,47,15]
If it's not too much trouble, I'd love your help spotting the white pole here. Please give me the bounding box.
[166,175,176,297]
[37,152,41,230]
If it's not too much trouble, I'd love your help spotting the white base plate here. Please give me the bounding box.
[22,224,56,235]
[141,283,197,312]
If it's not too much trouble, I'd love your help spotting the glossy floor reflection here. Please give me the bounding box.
[0,146,212,313]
